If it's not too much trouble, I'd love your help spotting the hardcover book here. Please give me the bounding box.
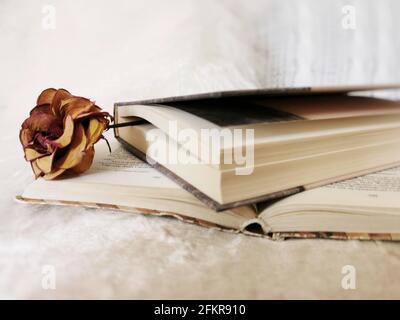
[113,88,400,210]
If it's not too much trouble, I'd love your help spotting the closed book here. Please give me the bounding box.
[114,87,400,210]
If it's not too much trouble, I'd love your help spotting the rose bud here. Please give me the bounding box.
[20,88,112,180]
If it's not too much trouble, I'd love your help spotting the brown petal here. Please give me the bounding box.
[59,97,95,119]
[30,104,52,116]
[22,113,60,132]
[76,110,111,121]
[50,115,74,148]
[55,123,87,170]
[31,160,43,179]
[71,146,95,174]
[37,88,57,105]
[50,89,72,117]
[43,168,65,180]
[86,118,107,147]
[36,152,56,174]
[19,128,35,147]
[24,147,48,161]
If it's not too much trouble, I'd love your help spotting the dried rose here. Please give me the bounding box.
[20,88,112,180]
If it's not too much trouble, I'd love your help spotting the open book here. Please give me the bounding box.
[17,137,400,241]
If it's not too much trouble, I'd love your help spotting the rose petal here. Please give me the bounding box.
[86,118,107,147]
[24,147,48,161]
[22,112,61,132]
[76,110,111,121]
[36,152,56,174]
[50,115,74,148]
[43,168,65,180]
[37,88,57,105]
[19,128,34,147]
[31,160,43,179]
[59,97,95,119]
[26,139,49,154]
[30,104,52,116]
[71,146,95,174]
[55,123,87,170]
[50,89,72,117]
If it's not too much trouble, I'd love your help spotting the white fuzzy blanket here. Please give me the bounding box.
[1,0,400,299]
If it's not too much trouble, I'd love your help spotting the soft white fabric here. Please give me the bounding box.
[1,0,400,299]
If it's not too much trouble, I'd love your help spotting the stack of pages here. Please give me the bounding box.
[19,86,400,240]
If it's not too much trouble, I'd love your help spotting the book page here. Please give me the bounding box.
[262,167,400,219]
[252,96,400,120]
[61,136,180,189]
[325,167,400,193]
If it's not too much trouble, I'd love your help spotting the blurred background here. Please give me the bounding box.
[1,0,400,117]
